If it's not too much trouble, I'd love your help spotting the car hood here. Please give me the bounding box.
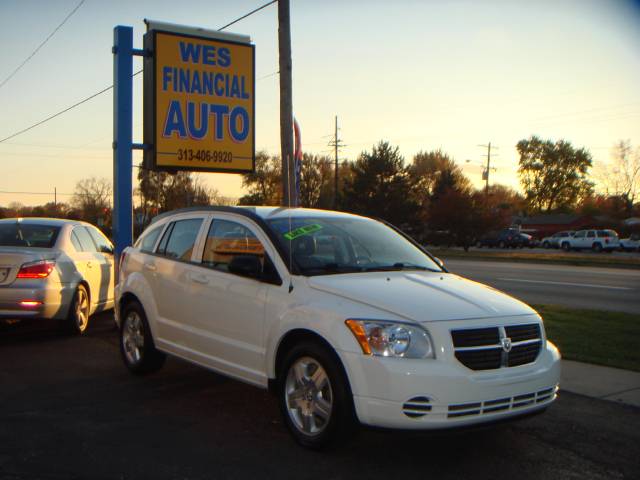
[306,271,535,323]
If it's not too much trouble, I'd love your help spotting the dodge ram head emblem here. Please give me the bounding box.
[501,337,512,353]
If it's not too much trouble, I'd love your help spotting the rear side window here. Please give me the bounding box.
[72,227,98,252]
[87,227,113,254]
[157,219,203,261]
[137,226,163,253]
[0,223,60,248]
[598,230,618,237]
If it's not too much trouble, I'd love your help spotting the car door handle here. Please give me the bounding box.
[143,263,157,272]
[188,273,208,284]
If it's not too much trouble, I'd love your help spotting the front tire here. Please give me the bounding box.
[278,342,356,449]
[66,284,90,335]
[120,301,165,375]
[592,243,603,253]
[562,242,571,252]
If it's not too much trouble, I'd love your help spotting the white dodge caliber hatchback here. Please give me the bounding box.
[115,207,560,448]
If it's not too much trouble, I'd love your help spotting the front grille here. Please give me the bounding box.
[452,324,542,370]
[447,386,557,418]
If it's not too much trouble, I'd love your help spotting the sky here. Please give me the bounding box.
[1,0,639,207]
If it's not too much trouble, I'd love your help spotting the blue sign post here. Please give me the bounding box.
[113,25,145,274]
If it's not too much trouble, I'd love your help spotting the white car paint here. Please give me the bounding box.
[116,207,560,430]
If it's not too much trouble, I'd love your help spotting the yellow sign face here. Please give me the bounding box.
[147,30,255,172]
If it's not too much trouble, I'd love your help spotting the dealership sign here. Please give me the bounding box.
[144,21,255,173]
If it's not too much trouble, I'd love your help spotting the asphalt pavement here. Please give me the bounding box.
[444,259,640,314]
[1,315,639,480]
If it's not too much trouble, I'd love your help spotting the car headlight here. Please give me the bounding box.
[345,319,434,358]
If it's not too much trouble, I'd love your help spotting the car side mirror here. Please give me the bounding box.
[228,255,262,279]
[100,245,114,255]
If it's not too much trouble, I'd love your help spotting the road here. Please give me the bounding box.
[444,259,640,314]
[0,315,639,480]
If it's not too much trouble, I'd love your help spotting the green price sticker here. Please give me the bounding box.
[284,224,323,240]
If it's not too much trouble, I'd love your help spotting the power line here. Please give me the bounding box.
[218,0,277,31]
[0,0,85,90]
[0,70,141,144]
[0,0,278,145]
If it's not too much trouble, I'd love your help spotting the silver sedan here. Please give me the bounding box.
[0,218,114,334]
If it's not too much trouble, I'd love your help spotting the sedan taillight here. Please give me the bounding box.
[17,260,56,279]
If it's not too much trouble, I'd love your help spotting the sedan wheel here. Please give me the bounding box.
[67,285,90,335]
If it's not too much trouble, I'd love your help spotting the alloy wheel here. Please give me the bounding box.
[285,356,333,436]
[75,288,90,332]
[122,310,145,365]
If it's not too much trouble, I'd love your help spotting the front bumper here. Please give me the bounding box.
[0,280,74,320]
[343,340,561,430]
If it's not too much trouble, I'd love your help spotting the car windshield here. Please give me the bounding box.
[0,223,61,248]
[266,216,442,276]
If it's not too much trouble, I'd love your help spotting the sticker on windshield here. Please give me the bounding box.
[284,224,323,240]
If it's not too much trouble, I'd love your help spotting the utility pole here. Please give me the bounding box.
[54,187,57,208]
[327,115,346,209]
[478,142,498,200]
[278,0,295,207]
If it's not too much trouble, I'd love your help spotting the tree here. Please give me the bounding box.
[71,177,112,227]
[409,150,470,197]
[239,152,282,205]
[298,153,333,208]
[517,136,593,212]
[428,183,488,251]
[342,141,417,225]
[596,140,640,213]
[137,169,221,219]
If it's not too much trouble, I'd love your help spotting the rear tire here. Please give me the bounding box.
[66,284,90,335]
[542,241,550,249]
[592,243,603,253]
[278,341,356,449]
[499,241,506,249]
[562,242,571,252]
[120,301,165,375]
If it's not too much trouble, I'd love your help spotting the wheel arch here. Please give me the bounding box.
[268,328,351,395]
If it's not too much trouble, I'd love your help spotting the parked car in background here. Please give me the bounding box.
[619,233,640,252]
[561,229,620,253]
[116,207,560,448]
[541,231,575,249]
[0,218,114,333]
[476,229,531,248]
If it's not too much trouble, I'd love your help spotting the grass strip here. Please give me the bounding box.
[534,304,640,372]
[430,248,640,270]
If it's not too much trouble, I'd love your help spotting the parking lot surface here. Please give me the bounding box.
[1,314,639,480]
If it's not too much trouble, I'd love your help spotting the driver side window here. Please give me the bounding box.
[202,219,265,273]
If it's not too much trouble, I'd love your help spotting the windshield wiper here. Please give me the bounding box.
[364,263,439,272]
[302,263,364,275]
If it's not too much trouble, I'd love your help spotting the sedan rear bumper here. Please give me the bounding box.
[0,281,74,320]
